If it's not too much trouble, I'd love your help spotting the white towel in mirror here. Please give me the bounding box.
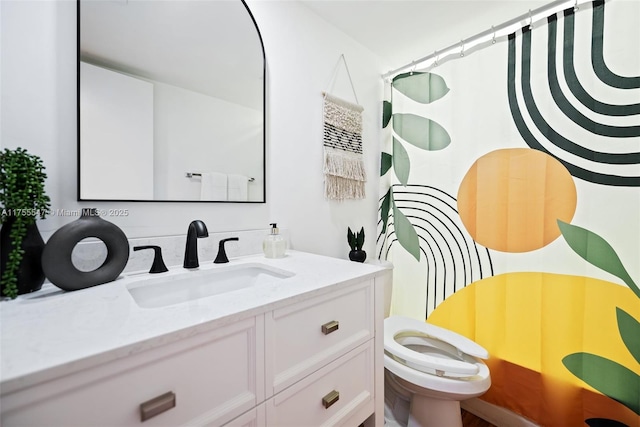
[200,172,227,201]
[227,174,249,201]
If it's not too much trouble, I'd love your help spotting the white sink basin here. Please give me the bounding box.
[126,263,294,308]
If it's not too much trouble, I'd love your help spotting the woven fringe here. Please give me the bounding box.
[325,175,366,200]
[322,93,365,201]
[324,148,366,181]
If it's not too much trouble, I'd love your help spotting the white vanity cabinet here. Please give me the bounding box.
[0,317,265,427]
[263,279,376,427]
[264,342,374,427]
[0,253,389,427]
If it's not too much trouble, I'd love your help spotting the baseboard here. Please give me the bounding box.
[461,398,539,427]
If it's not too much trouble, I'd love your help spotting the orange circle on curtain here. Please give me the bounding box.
[457,148,577,252]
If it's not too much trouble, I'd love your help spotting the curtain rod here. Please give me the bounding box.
[381,0,584,80]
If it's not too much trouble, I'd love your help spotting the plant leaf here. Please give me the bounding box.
[382,101,392,128]
[557,221,640,299]
[357,227,365,249]
[585,419,630,427]
[563,353,640,415]
[393,204,420,261]
[392,72,450,104]
[617,308,640,365]
[393,138,410,186]
[380,189,392,234]
[380,152,392,176]
[393,114,451,151]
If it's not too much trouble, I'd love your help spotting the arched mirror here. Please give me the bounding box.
[78,0,265,202]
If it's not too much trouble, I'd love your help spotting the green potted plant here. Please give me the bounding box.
[0,147,51,299]
[347,226,366,263]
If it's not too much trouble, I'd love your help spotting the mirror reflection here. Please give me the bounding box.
[78,0,265,202]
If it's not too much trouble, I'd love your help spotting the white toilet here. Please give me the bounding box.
[380,264,491,427]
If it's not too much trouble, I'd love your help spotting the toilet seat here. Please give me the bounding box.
[384,316,488,379]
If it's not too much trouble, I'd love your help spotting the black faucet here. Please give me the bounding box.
[184,220,209,268]
[214,237,239,264]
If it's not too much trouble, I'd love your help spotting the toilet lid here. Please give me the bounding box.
[384,316,489,378]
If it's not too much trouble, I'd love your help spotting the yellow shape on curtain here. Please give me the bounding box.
[428,272,640,426]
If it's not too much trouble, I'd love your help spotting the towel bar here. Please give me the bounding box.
[186,172,254,182]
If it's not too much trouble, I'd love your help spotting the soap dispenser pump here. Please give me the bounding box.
[263,223,286,259]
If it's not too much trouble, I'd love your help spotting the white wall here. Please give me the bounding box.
[1,0,385,260]
[248,0,384,259]
[80,62,154,200]
[153,81,263,201]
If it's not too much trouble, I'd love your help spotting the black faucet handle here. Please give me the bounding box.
[133,245,169,273]
[214,237,239,264]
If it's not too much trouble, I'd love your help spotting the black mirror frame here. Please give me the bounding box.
[76,0,266,203]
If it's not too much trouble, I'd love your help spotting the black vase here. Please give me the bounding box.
[349,249,367,263]
[0,217,46,296]
[41,208,129,291]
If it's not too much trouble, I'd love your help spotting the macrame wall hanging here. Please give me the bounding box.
[323,54,366,200]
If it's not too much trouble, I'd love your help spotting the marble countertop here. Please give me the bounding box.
[0,251,388,395]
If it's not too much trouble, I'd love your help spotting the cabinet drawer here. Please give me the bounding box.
[221,402,265,427]
[265,280,373,395]
[1,317,264,427]
[266,341,373,427]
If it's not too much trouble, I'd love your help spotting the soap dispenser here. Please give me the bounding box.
[263,223,286,258]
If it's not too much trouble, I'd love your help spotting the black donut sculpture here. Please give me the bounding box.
[42,208,129,291]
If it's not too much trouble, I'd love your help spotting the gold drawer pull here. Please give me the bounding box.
[321,320,339,335]
[322,390,340,409]
[140,391,176,422]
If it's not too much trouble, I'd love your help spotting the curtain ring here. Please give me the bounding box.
[433,51,439,66]
[574,0,579,11]
[491,25,497,44]
[528,9,533,29]
[460,40,465,57]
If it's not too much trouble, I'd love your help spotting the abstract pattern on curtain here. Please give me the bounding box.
[378,1,639,426]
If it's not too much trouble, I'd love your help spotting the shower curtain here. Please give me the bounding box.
[377,1,639,426]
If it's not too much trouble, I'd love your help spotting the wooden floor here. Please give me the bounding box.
[462,409,497,427]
